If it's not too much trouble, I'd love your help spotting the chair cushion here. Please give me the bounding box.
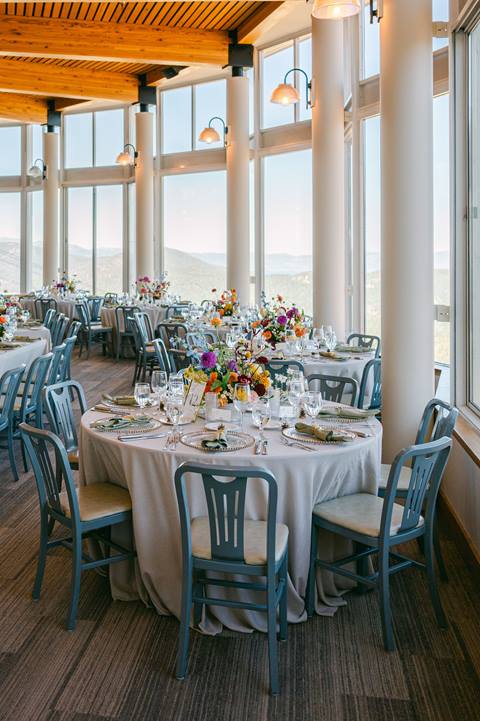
[378,463,412,491]
[191,517,288,565]
[59,483,132,522]
[313,492,423,538]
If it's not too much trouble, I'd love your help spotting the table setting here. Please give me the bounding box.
[79,354,382,634]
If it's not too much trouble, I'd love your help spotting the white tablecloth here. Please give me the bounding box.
[21,297,78,320]
[101,304,169,336]
[14,325,51,352]
[79,410,382,634]
[0,338,48,377]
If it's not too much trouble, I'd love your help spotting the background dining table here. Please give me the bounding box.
[79,408,382,635]
[20,296,78,321]
[0,337,48,376]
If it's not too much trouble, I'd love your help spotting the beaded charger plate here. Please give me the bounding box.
[180,430,255,453]
[91,417,162,435]
[282,426,356,445]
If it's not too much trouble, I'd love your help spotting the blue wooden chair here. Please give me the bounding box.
[306,373,358,406]
[152,337,174,375]
[357,358,381,411]
[43,308,56,330]
[66,320,81,340]
[166,304,188,319]
[46,343,66,387]
[51,313,69,347]
[129,314,157,384]
[75,302,112,359]
[306,437,452,651]
[156,322,189,373]
[378,398,458,581]
[20,422,135,631]
[174,462,289,695]
[11,353,52,472]
[266,360,303,385]
[44,380,87,471]
[87,296,104,322]
[56,336,77,383]
[0,365,26,480]
[347,332,381,358]
[35,297,57,320]
[104,292,118,306]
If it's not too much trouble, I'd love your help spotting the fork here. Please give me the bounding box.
[281,436,314,452]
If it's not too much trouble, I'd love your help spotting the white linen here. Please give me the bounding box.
[79,410,382,634]
[0,338,48,376]
[14,325,51,352]
[101,304,169,335]
[21,297,78,320]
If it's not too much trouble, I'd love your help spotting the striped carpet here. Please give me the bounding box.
[0,353,479,721]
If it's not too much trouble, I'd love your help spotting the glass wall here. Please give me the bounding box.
[469,22,480,411]
[0,192,21,292]
[362,3,380,79]
[263,150,312,314]
[68,187,93,290]
[162,80,226,154]
[0,126,21,176]
[30,191,43,289]
[163,171,227,303]
[96,185,124,295]
[363,115,381,337]
[433,94,450,366]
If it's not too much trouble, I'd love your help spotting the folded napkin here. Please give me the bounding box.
[94,404,131,415]
[90,415,152,431]
[295,422,355,443]
[0,342,20,350]
[102,393,138,407]
[318,406,378,419]
[335,344,371,354]
[13,336,35,343]
[319,351,348,361]
[202,425,229,450]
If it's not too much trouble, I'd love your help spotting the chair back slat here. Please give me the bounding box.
[44,380,87,454]
[0,365,25,424]
[46,343,67,386]
[347,333,381,358]
[43,308,56,329]
[152,338,173,374]
[51,314,69,347]
[35,298,57,320]
[266,360,303,385]
[20,353,52,422]
[88,296,104,321]
[381,438,452,536]
[20,423,80,523]
[357,358,381,410]
[307,373,358,406]
[175,463,279,568]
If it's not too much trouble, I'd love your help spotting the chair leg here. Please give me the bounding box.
[7,425,19,482]
[424,527,448,629]
[433,517,448,583]
[305,521,317,617]
[279,552,288,642]
[32,510,49,600]
[378,546,394,651]
[267,570,280,695]
[67,530,82,631]
[193,570,204,627]
[21,436,29,473]
[355,542,370,594]
[176,557,193,680]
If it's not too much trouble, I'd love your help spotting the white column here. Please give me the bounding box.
[311,17,346,338]
[135,111,154,280]
[226,74,250,304]
[43,130,59,285]
[380,0,434,460]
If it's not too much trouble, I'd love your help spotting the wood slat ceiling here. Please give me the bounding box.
[0,2,264,31]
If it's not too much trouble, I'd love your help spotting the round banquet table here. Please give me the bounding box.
[101,304,169,339]
[0,337,48,376]
[21,297,78,321]
[14,325,51,351]
[79,409,382,635]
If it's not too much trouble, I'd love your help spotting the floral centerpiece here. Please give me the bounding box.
[135,275,170,302]
[211,288,238,317]
[252,294,307,347]
[184,339,271,407]
[0,314,7,339]
[52,272,79,295]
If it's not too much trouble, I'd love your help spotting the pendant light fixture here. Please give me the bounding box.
[311,0,361,20]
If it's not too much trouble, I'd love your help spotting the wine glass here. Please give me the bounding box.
[287,379,304,420]
[312,327,325,354]
[252,398,271,443]
[168,375,184,399]
[303,391,323,423]
[233,382,252,431]
[165,393,184,449]
[151,370,168,407]
[325,329,337,352]
[134,383,151,410]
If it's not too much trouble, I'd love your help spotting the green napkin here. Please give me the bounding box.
[90,415,151,431]
[102,393,138,407]
[319,406,378,419]
[295,422,355,443]
[335,344,371,354]
[201,426,228,450]
[319,351,348,361]
[14,336,35,343]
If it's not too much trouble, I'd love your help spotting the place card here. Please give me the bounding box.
[183,379,207,422]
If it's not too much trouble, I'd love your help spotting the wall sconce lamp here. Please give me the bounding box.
[311,0,361,20]
[27,158,47,181]
[116,143,138,167]
[198,116,228,147]
[270,68,313,110]
[369,0,383,23]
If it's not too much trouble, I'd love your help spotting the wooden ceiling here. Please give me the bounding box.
[0,1,284,123]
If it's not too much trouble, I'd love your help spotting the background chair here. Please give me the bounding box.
[347,333,381,358]
[152,337,174,375]
[43,308,56,330]
[130,314,157,383]
[114,305,139,360]
[306,373,358,406]
[50,313,69,347]
[266,360,303,386]
[35,298,57,321]
[75,302,112,359]
[0,365,26,481]
[44,380,87,470]
[357,358,382,412]
[20,423,135,630]
[174,462,288,695]
[87,296,104,322]
[103,292,118,306]
[306,437,452,651]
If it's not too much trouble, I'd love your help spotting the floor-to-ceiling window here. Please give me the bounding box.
[67,187,93,290]
[363,115,381,337]
[468,21,480,411]
[263,150,312,314]
[0,192,21,292]
[30,191,43,289]
[163,170,227,303]
[433,93,450,367]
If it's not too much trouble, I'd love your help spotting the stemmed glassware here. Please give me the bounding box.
[233,382,252,432]
[312,327,325,354]
[252,397,271,445]
[324,329,337,352]
[303,391,323,423]
[287,379,304,421]
[165,393,184,449]
[150,370,168,408]
[134,382,151,410]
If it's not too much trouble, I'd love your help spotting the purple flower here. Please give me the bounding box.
[286,307,299,319]
[277,315,287,326]
[227,359,238,372]
[201,351,217,370]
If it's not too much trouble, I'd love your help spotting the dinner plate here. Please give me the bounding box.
[180,430,255,453]
[282,425,356,445]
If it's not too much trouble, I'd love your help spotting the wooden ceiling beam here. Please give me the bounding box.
[237,2,287,45]
[145,65,186,87]
[0,16,230,67]
[0,58,139,102]
[53,98,90,111]
[0,91,47,123]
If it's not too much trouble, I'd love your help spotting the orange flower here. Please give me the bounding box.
[294,325,306,337]
[210,317,222,327]
[219,309,225,317]
[209,372,218,382]
[251,320,260,329]
[0,316,5,324]
[263,330,272,340]
[228,372,238,384]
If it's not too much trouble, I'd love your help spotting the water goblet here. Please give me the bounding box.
[233,382,252,432]
[151,370,168,409]
[303,391,323,423]
[134,382,151,410]
[287,379,304,421]
[252,398,271,443]
[165,393,184,449]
